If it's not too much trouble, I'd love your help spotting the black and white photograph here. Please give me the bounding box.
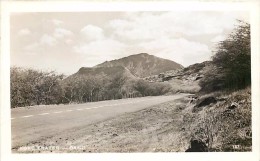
[0,1,259,161]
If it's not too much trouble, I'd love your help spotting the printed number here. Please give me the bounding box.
[232,145,241,149]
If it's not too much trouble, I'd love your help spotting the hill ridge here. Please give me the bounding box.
[94,53,183,78]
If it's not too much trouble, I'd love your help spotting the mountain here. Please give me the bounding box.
[68,53,183,82]
[74,66,136,79]
[95,53,183,78]
[144,61,213,93]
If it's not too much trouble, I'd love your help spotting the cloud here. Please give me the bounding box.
[18,28,31,36]
[210,35,226,43]
[73,38,127,66]
[80,25,104,41]
[65,39,73,45]
[40,34,57,46]
[52,19,63,26]
[108,12,241,41]
[138,37,211,66]
[24,52,38,56]
[53,28,73,39]
[74,39,126,56]
[24,42,40,51]
[23,28,73,51]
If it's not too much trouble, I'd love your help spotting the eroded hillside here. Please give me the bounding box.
[95,53,183,78]
[144,61,213,93]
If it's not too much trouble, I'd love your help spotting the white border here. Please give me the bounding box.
[1,1,259,161]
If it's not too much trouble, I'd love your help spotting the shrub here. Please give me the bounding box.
[11,67,64,108]
[200,20,250,92]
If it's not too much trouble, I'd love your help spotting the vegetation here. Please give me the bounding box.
[133,79,172,96]
[192,20,252,151]
[190,87,252,151]
[11,67,64,108]
[10,20,252,152]
[10,67,172,108]
[200,20,250,92]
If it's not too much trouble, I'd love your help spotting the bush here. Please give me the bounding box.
[133,79,172,96]
[200,20,250,92]
[11,67,64,108]
[191,87,251,151]
[11,67,173,108]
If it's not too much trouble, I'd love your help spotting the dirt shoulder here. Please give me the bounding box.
[14,95,192,153]
[13,87,251,153]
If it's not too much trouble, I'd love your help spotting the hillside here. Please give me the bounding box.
[137,60,251,151]
[144,61,213,93]
[95,53,183,78]
[61,53,181,103]
[74,66,136,79]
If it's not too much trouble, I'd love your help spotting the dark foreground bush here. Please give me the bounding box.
[11,67,64,108]
[200,20,250,92]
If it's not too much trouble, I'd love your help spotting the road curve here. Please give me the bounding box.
[11,94,188,149]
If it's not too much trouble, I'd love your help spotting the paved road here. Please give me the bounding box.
[11,94,188,149]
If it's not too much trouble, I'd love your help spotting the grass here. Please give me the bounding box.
[13,87,251,152]
[185,87,252,151]
[169,79,201,94]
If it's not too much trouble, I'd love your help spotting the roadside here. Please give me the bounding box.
[13,95,192,153]
[13,87,251,153]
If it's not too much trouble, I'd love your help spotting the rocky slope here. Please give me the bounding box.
[16,87,251,152]
[144,61,213,93]
[67,53,183,84]
[95,53,183,78]
[74,66,136,79]
[186,87,251,151]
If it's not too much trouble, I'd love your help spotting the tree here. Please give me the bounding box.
[133,79,149,96]
[200,20,250,91]
[152,82,172,95]
[107,74,127,99]
[10,67,64,108]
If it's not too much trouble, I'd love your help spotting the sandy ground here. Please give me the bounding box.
[14,96,192,153]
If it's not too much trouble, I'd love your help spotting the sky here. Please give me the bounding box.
[10,11,249,75]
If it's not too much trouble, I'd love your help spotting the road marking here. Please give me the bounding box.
[22,115,34,118]
[124,102,132,104]
[12,96,167,120]
[38,113,49,115]
[53,111,63,114]
[106,105,113,107]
